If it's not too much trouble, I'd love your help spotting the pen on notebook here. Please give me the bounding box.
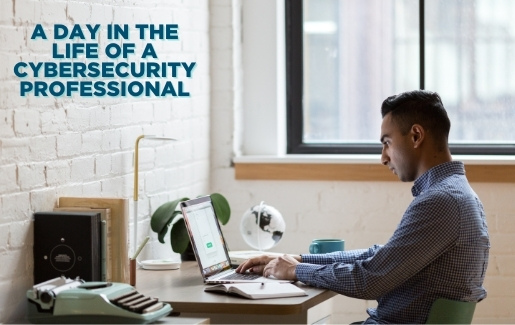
[132,236,150,259]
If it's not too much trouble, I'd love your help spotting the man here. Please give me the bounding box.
[236,90,490,324]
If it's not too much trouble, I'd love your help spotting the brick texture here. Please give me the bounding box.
[0,0,209,323]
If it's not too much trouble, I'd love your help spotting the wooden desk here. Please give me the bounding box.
[135,262,337,324]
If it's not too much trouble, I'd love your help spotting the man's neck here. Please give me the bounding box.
[416,148,452,180]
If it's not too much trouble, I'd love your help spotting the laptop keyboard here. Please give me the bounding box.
[220,272,261,281]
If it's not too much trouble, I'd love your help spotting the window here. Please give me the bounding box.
[286,0,515,155]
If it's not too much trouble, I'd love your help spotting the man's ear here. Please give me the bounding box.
[411,124,425,148]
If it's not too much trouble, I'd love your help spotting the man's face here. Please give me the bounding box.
[380,113,418,182]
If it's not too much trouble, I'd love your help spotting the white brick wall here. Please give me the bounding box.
[209,1,515,324]
[0,0,210,322]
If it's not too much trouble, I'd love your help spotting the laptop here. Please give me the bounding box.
[180,196,291,284]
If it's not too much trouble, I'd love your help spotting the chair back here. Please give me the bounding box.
[426,298,477,324]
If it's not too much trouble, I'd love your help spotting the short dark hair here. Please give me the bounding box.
[381,90,451,147]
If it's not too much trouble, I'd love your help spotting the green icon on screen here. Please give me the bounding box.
[207,242,213,248]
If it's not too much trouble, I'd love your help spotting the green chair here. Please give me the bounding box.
[426,298,477,324]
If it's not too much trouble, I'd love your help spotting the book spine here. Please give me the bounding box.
[91,213,101,281]
[101,220,107,281]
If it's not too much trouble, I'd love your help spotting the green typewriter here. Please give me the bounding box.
[27,276,172,324]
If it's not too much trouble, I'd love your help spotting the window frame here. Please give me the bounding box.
[285,0,515,155]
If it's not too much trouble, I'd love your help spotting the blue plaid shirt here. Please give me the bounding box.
[297,161,490,324]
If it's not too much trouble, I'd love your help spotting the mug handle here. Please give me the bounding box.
[309,242,319,254]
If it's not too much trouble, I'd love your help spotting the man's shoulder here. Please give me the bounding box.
[414,173,480,214]
[427,170,471,195]
[412,188,460,215]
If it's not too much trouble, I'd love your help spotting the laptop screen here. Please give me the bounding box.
[180,196,232,277]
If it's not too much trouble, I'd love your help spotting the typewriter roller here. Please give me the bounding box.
[27,276,172,324]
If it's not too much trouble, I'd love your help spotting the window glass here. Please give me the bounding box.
[301,0,515,147]
[425,0,515,143]
[302,0,419,143]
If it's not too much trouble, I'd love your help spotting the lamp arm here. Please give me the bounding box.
[133,135,145,256]
[134,135,145,202]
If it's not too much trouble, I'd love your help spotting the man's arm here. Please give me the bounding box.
[235,247,380,276]
[301,246,382,265]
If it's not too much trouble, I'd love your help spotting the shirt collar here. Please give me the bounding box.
[411,161,465,197]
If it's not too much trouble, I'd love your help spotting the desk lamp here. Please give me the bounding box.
[133,135,175,258]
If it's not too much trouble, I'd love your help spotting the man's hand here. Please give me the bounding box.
[235,254,278,274]
[235,254,302,281]
[263,254,300,281]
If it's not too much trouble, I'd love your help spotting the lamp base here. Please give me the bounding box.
[140,259,181,270]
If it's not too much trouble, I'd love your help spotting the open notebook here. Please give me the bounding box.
[204,282,307,299]
[180,196,291,284]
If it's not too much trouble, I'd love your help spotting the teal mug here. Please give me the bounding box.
[309,239,345,254]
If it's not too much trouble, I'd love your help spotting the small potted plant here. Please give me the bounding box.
[150,193,231,259]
